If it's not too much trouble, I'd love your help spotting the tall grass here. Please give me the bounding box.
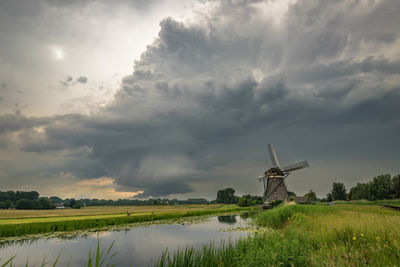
[0,206,251,238]
[154,204,400,266]
[254,204,335,229]
[155,241,237,267]
[332,199,400,206]
[1,237,116,267]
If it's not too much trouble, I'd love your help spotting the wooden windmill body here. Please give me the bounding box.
[258,144,310,209]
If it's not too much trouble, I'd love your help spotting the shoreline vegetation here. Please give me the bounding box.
[1,202,400,266]
[0,205,252,239]
[155,203,400,266]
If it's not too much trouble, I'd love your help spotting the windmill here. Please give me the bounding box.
[258,144,310,208]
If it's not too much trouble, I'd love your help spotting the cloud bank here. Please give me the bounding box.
[1,0,400,198]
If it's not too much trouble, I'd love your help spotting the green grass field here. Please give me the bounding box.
[156,203,400,266]
[0,204,252,238]
[0,204,223,220]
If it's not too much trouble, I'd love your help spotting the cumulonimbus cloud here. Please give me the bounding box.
[1,0,400,197]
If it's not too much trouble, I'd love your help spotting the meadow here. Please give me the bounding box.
[156,203,400,266]
[0,204,222,220]
[0,204,250,238]
[1,203,399,266]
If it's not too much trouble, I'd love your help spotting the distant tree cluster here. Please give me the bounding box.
[326,174,400,201]
[0,191,55,210]
[238,194,263,207]
[216,188,238,204]
[349,174,400,200]
[216,188,263,207]
[81,198,210,206]
[305,190,318,201]
[327,182,347,201]
[63,198,83,209]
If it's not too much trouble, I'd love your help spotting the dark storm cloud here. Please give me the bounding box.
[59,76,74,88]
[76,76,88,84]
[0,0,163,16]
[0,113,50,134]
[1,0,400,197]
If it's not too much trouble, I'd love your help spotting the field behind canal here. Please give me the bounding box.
[0,204,251,238]
[157,203,400,266]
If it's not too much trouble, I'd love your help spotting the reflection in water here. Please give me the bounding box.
[0,215,249,266]
[217,215,237,225]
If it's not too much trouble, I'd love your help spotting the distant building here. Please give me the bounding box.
[55,203,65,209]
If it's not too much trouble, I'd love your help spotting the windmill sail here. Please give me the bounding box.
[268,144,280,168]
[281,160,309,172]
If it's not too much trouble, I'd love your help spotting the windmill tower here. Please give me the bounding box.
[258,144,310,208]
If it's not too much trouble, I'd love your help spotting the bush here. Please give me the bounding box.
[238,197,249,207]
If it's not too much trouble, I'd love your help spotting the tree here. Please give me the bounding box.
[330,182,347,200]
[49,196,63,204]
[391,175,400,199]
[73,200,83,209]
[327,193,333,202]
[238,197,249,207]
[349,183,370,200]
[216,188,237,204]
[305,190,317,201]
[38,197,56,209]
[369,174,391,200]
[69,198,76,208]
[16,199,35,209]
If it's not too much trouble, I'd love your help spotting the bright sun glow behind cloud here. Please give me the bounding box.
[52,47,64,60]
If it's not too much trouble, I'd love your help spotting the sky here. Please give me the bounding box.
[0,0,399,200]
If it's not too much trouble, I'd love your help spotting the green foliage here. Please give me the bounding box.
[0,191,42,209]
[330,182,347,200]
[349,174,400,200]
[0,205,251,238]
[255,204,334,229]
[38,197,56,209]
[304,190,317,201]
[73,200,83,209]
[269,200,283,208]
[155,204,400,267]
[87,238,117,267]
[16,198,36,209]
[392,175,400,199]
[238,197,249,207]
[238,195,262,207]
[216,188,238,204]
[49,196,63,204]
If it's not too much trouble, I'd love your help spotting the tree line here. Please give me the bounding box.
[327,173,400,201]
[0,190,211,210]
[0,191,55,210]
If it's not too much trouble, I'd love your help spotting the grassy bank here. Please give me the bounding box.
[156,204,400,266]
[0,204,223,220]
[0,205,251,238]
[330,199,400,206]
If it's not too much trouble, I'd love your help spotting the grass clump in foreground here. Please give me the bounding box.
[156,204,400,266]
[0,205,250,238]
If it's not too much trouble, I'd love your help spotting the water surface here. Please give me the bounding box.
[0,215,249,266]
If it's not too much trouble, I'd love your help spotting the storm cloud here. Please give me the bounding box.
[0,0,399,198]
